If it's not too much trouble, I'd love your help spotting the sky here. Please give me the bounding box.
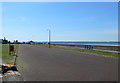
[1,2,118,42]
[1,0,119,2]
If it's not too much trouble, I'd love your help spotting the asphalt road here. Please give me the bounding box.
[17,44,118,81]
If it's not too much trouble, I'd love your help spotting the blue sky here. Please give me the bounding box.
[2,2,118,42]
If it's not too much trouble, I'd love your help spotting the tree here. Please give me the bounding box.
[14,40,19,44]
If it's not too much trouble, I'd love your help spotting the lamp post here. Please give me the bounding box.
[47,29,51,48]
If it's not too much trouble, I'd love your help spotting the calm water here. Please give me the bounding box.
[34,41,119,46]
[50,42,119,46]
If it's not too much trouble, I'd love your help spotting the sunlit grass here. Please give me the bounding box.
[38,44,119,58]
[2,44,19,64]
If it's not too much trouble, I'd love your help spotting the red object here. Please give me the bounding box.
[10,45,14,52]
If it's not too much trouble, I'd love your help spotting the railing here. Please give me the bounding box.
[51,44,119,51]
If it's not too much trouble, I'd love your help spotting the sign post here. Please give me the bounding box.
[9,45,14,55]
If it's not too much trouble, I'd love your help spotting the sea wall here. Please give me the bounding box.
[51,44,119,51]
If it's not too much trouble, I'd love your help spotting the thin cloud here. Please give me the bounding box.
[1,0,119,2]
[103,28,118,35]
[19,16,27,21]
[75,16,96,22]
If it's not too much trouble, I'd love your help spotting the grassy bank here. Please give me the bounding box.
[38,44,119,58]
[1,44,19,64]
[0,44,2,57]
[2,55,14,64]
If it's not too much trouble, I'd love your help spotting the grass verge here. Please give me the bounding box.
[38,44,119,58]
[2,44,19,64]
[2,55,15,64]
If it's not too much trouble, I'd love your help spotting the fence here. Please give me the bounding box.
[52,44,119,51]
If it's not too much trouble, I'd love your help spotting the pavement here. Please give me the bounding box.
[17,44,118,81]
[57,45,119,53]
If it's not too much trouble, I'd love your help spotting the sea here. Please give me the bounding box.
[38,41,120,46]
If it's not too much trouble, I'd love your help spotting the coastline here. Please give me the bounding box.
[51,44,119,52]
[37,44,119,58]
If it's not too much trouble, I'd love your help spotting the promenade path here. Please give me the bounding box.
[56,45,119,53]
[18,44,118,81]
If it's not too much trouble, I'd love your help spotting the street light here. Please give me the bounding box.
[47,29,51,48]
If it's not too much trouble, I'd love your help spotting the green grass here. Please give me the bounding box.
[1,44,19,64]
[38,44,119,58]
[61,47,118,57]
[0,44,2,58]
[36,44,48,47]
[2,44,9,56]
[2,55,15,64]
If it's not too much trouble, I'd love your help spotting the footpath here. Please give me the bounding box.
[0,58,24,81]
[57,45,119,53]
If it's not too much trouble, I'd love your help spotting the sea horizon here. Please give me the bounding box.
[34,41,120,46]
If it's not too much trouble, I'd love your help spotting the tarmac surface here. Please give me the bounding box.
[18,44,118,81]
